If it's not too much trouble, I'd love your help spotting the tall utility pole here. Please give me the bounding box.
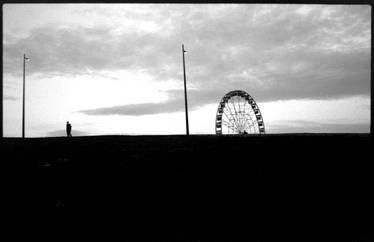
[182,44,189,135]
[22,54,28,138]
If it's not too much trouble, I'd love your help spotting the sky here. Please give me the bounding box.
[3,4,371,137]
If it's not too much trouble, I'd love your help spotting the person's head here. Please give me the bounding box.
[67,121,69,124]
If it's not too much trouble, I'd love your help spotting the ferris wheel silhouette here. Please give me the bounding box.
[215,90,265,135]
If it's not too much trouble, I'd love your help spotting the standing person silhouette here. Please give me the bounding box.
[66,121,72,137]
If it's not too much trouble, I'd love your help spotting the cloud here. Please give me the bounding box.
[79,100,184,116]
[4,25,145,76]
[3,4,371,105]
[78,89,207,116]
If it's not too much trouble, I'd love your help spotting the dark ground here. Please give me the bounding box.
[2,134,373,241]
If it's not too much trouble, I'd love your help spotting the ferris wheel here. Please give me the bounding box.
[215,90,265,135]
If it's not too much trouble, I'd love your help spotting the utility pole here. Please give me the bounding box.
[182,44,189,135]
[22,54,28,138]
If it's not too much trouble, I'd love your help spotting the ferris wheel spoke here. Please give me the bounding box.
[246,118,258,132]
[222,119,236,133]
[244,120,255,130]
[239,98,247,124]
[232,100,240,119]
[247,118,258,131]
[223,108,233,120]
[226,103,240,126]
[242,105,258,131]
[243,113,254,122]
[222,110,239,130]
[224,107,236,126]
[222,120,235,129]
[233,99,247,132]
[237,104,244,127]
[238,98,244,123]
[224,115,239,130]
[222,110,230,121]
[223,109,236,126]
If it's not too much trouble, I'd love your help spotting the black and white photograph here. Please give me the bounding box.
[2,3,372,241]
